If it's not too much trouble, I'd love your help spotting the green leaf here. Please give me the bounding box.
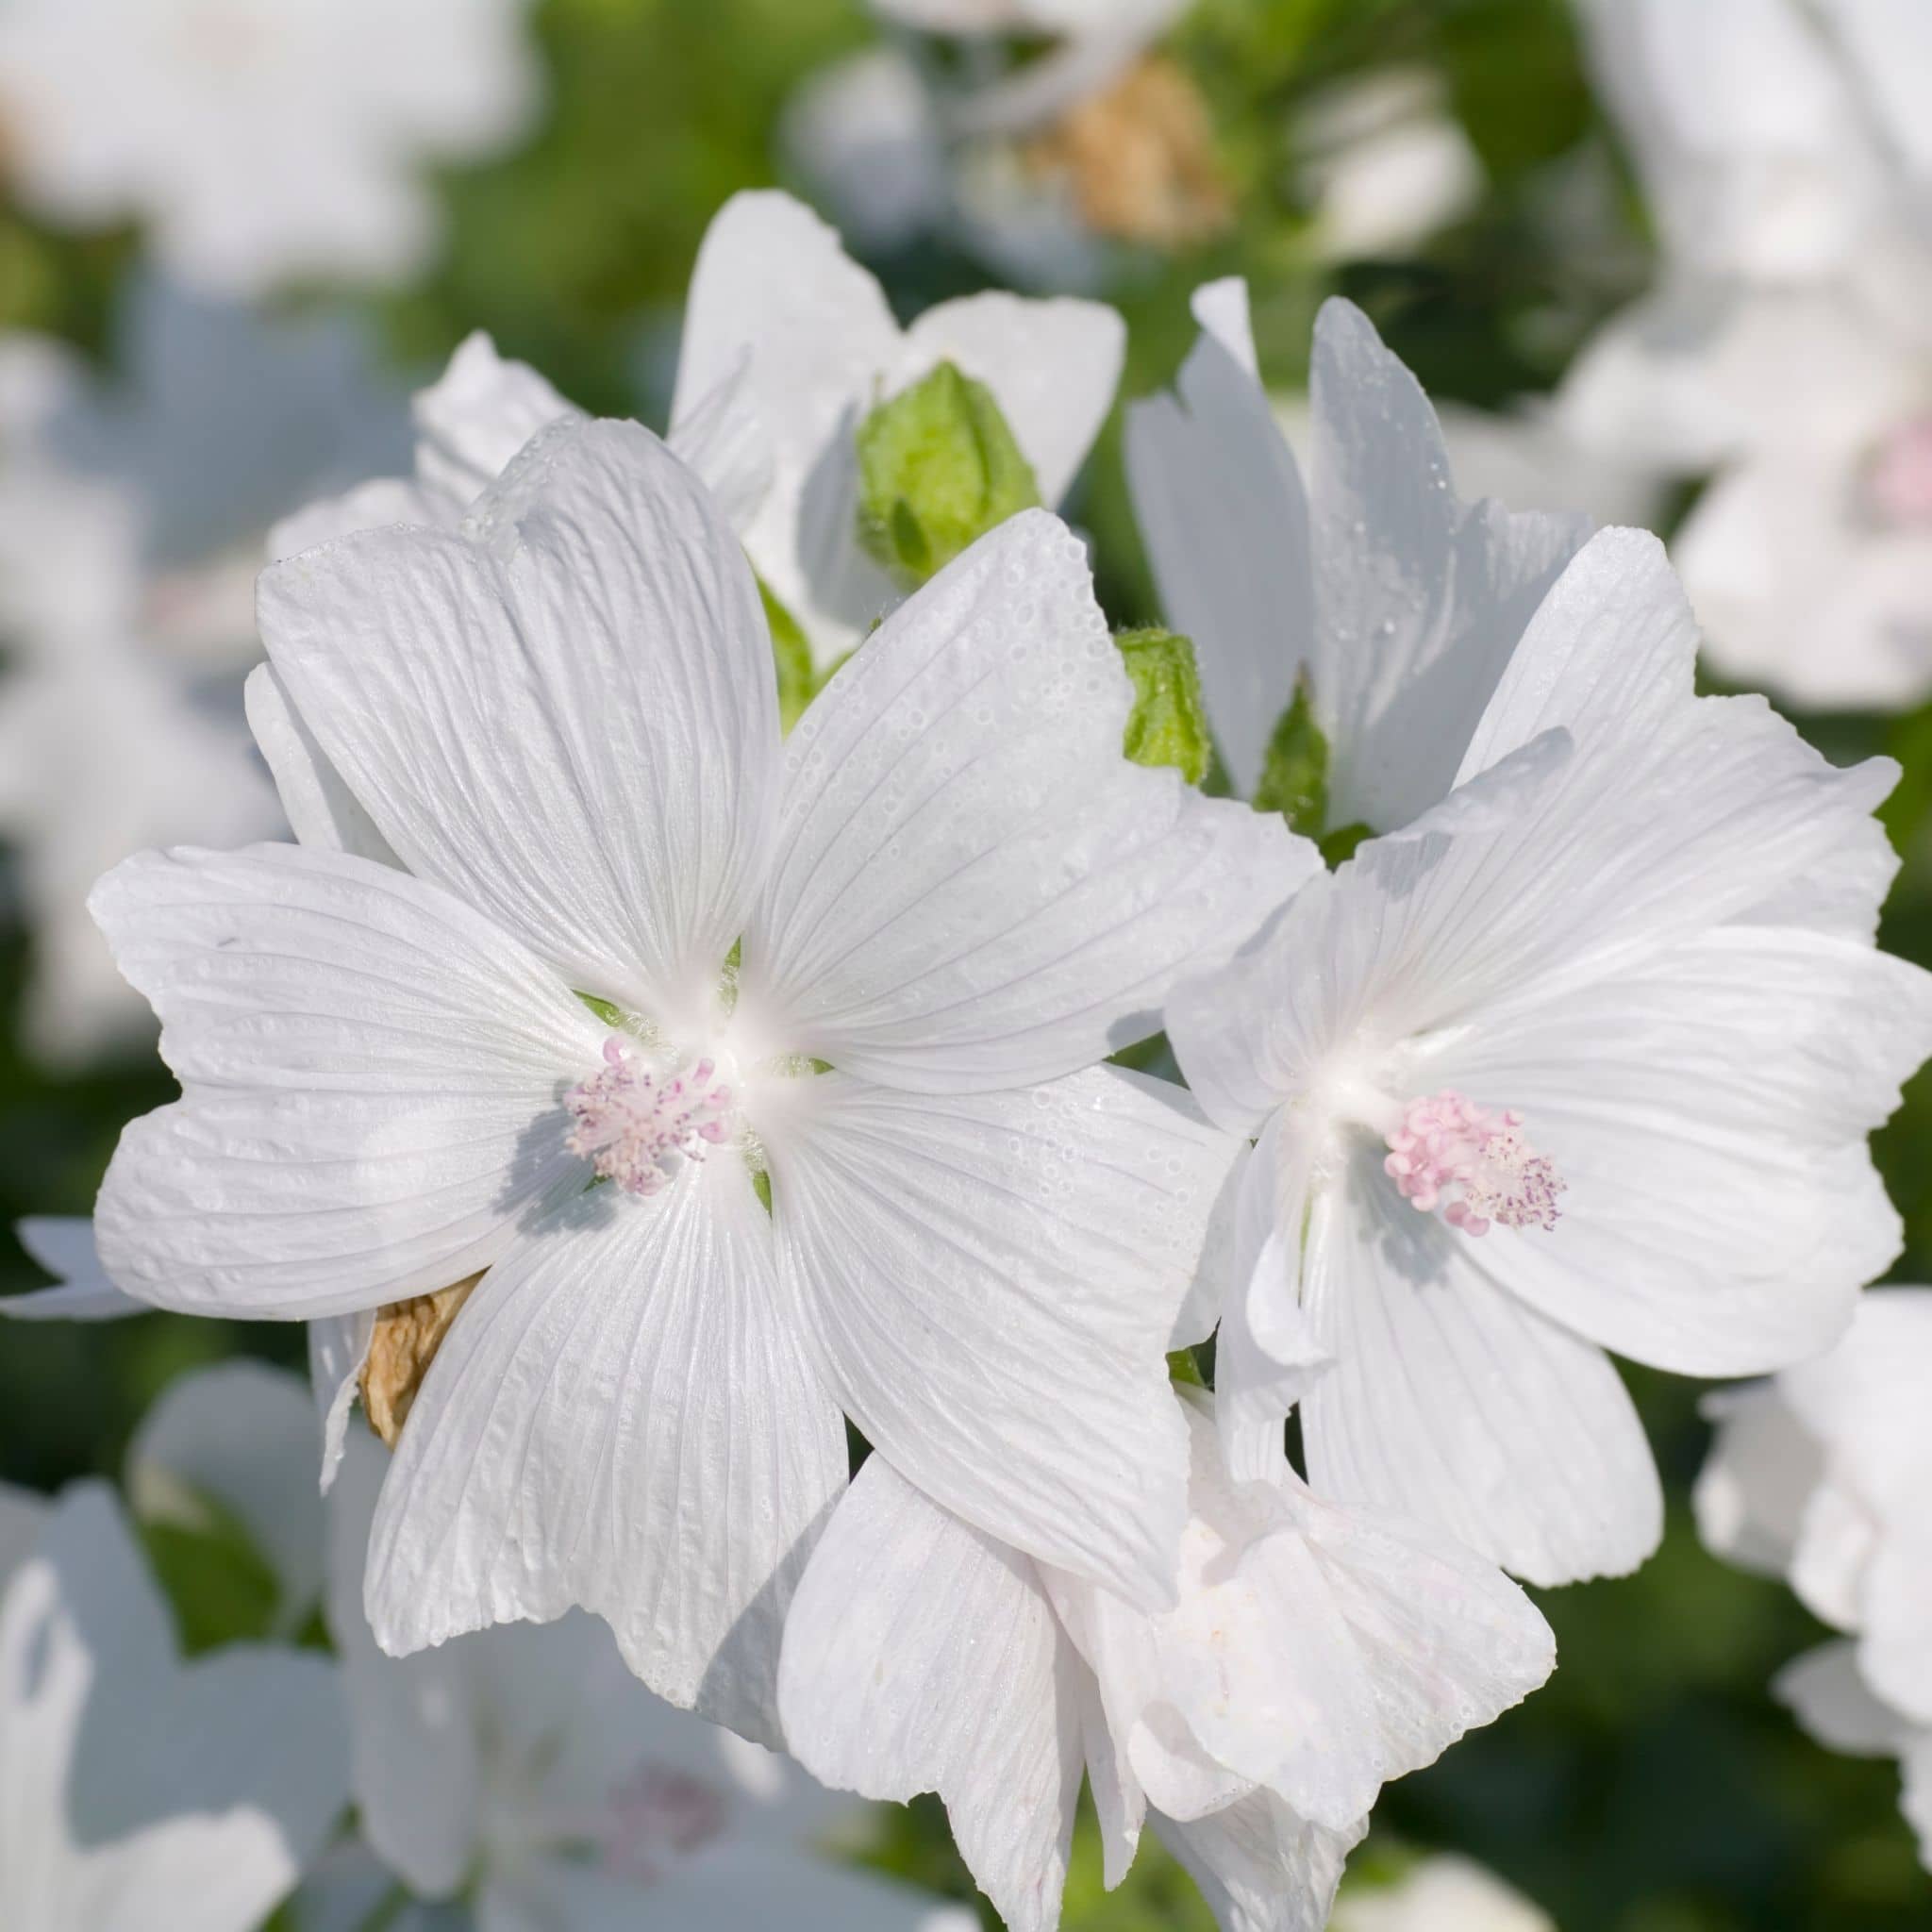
[856,361,1041,590]
[1115,628,1212,787]
[136,1486,283,1657]
[760,575,817,731]
[1251,671,1328,836]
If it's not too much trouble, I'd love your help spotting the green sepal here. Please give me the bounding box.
[1319,821,1374,867]
[1166,1347,1206,1388]
[1251,670,1328,837]
[136,1486,283,1657]
[856,361,1041,590]
[1115,628,1212,786]
[759,576,816,732]
[576,991,625,1027]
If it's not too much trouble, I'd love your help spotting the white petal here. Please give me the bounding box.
[3,1218,144,1321]
[0,1484,348,1932]
[127,1361,325,1635]
[1125,280,1313,796]
[671,190,905,666]
[1432,926,1932,1374]
[746,509,1311,1091]
[1776,1641,1907,1758]
[92,843,605,1319]
[269,475,450,561]
[1693,1381,1824,1580]
[777,1455,1084,1932]
[326,1436,482,1898]
[1308,298,1590,834]
[666,355,773,535]
[1300,1150,1663,1585]
[364,1160,846,1747]
[308,1313,376,1496]
[410,331,584,508]
[258,418,779,1024]
[903,291,1124,508]
[768,1066,1238,1605]
[608,1844,982,1931]
[243,664,401,867]
[1154,1797,1362,1932]
[1861,1540,1932,1729]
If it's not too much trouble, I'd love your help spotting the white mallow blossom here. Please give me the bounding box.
[0,277,408,1062]
[778,1391,1555,1932]
[1157,507,1932,1580]
[672,190,1125,669]
[0,1479,348,1930]
[1697,1288,1932,1864]
[1559,0,1932,708]
[0,0,541,298]
[91,418,1307,1744]
[1330,1854,1555,1931]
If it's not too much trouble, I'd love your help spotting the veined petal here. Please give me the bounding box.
[777,1455,1084,1932]
[666,353,773,535]
[308,1312,376,1494]
[1125,278,1312,797]
[364,1161,846,1747]
[1153,1797,1362,1932]
[92,843,604,1319]
[1299,1149,1663,1586]
[243,663,400,867]
[767,1066,1239,1605]
[1308,298,1590,834]
[746,510,1311,1091]
[903,291,1124,508]
[258,419,779,1026]
[1434,927,1932,1374]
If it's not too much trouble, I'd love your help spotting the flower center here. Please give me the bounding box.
[1382,1089,1565,1237]
[1868,414,1932,527]
[565,1037,737,1197]
[600,1763,729,1884]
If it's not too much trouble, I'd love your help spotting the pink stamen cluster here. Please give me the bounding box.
[564,1038,733,1197]
[1870,415,1932,527]
[1383,1089,1565,1237]
[602,1762,729,1883]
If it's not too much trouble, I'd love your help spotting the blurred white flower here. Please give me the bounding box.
[1560,0,1932,708]
[0,1479,347,1931]
[1139,290,1932,1581]
[0,0,542,297]
[1331,1854,1555,1931]
[1698,1288,1932,1863]
[779,1390,1553,1932]
[0,276,408,1063]
[92,420,1302,1740]
[1292,69,1484,262]
[307,1425,979,1931]
[673,191,1124,668]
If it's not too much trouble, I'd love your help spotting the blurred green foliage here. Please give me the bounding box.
[4,2,1930,1927]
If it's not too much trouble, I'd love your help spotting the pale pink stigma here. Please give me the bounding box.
[1869,415,1932,527]
[564,1037,734,1197]
[601,1762,729,1883]
[1383,1089,1565,1237]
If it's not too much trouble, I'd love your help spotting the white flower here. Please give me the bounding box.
[0,0,542,297]
[0,1479,348,1931]
[1330,1854,1554,1932]
[92,418,1306,1740]
[673,190,1124,669]
[1164,512,1932,1585]
[0,276,408,1062]
[1698,1287,1932,1862]
[1559,0,1932,708]
[1127,281,1592,814]
[778,1390,1553,1932]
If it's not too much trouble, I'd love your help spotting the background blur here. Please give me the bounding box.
[2,3,1927,1928]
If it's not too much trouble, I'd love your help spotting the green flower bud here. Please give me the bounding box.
[1116,626,1213,786]
[856,361,1041,589]
[1251,670,1328,836]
